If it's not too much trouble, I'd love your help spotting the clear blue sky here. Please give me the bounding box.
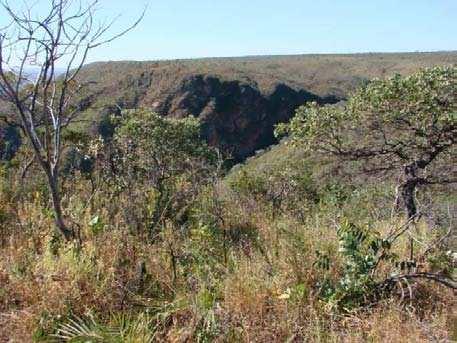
[3,0,457,63]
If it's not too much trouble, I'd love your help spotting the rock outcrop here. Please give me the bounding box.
[91,73,339,161]
[4,53,457,161]
[151,74,337,160]
[0,123,21,160]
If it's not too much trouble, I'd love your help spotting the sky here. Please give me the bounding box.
[1,0,456,64]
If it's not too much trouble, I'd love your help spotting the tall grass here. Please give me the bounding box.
[0,148,456,342]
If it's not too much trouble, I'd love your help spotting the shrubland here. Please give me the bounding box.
[76,51,457,100]
[0,0,455,341]
[1,67,457,342]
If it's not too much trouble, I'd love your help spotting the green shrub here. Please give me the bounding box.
[314,220,396,311]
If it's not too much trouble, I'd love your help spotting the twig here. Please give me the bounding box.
[379,272,457,291]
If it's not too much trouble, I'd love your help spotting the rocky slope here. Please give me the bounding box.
[0,123,21,160]
[93,73,338,160]
[2,52,457,161]
[75,52,457,160]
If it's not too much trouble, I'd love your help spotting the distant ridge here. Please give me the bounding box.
[86,50,457,64]
[79,51,457,98]
[2,51,457,161]
[67,51,457,161]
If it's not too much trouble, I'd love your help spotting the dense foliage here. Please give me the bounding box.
[94,110,219,235]
[277,66,457,218]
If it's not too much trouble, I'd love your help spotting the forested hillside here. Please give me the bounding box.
[2,52,457,162]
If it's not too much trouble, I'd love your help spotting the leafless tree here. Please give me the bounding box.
[0,0,144,240]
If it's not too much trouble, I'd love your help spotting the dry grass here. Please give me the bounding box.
[0,170,456,342]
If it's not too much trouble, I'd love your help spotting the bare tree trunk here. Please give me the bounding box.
[398,164,422,219]
[398,164,421,270]
[0,0,144,241]
[47,170,73,241]
[149,180,167,237]
[399,179,417,219]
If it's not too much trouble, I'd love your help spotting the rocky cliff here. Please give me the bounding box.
[3,52,457,161]
[78,52,457,161]
[0,123,21,160]
[87,72,339,160]
[146,74,337,160]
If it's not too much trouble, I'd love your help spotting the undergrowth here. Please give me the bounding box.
[0,142,456,342]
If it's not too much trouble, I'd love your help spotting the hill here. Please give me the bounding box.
[77,51,457,98]
[74,52,457,160]
[1,58,457,342]
[2,52,457,161]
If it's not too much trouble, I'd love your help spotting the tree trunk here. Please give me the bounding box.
[48,171,73,241]
[397,164,422,220]
[398,164,422,269]
[399,179,417,219]
[149,181,167,237]
[399,179,418,263]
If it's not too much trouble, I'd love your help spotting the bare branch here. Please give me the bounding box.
[380,272,457,291]
[0,0,144,240]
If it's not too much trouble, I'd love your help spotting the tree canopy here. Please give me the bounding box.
[92,109,220,234]
[276,66,457,218]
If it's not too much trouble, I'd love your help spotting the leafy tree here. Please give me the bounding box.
[93,109,220,236]
[276,66,457,220]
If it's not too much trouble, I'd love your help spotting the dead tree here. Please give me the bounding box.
[0,0,144,240]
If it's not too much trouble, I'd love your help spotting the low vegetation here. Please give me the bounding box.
[1,67,457,341]
[0,1,456,342]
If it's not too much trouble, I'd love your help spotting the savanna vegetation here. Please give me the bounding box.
[0,1,456,342]
[76,51,457,99]
[1,65,456,341]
